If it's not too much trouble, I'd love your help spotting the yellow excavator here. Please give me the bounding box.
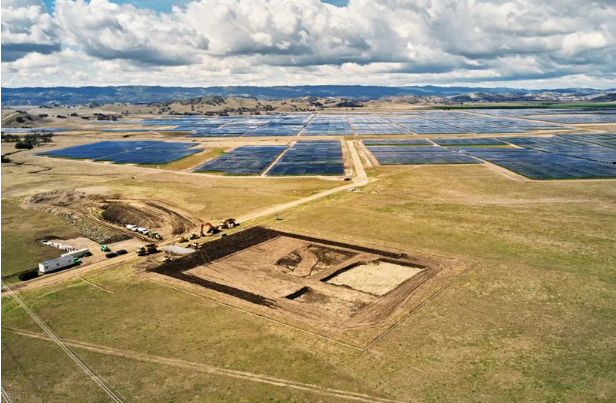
[178,236,188,243]
[151,232,163,240]
[189,233,200,240]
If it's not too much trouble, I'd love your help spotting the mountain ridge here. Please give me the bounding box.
[2,85,615,106]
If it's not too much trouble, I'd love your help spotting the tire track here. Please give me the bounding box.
[4,329,410,403]
[1,281,126,403]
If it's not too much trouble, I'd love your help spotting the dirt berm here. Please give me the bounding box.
[23,190,129,244]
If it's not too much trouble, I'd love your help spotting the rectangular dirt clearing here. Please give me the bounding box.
[148,226,474,347]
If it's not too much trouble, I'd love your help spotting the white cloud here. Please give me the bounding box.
[1,0,61,62]
[2,0,616,87]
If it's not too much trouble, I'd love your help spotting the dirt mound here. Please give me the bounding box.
[101,200,195,235]
[25,190,88,207]
[102,203,159,228]
[276,245,356,277]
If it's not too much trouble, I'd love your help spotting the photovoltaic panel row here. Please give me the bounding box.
[501,136,612,153]
[268,141,344,176]
[460,149,616,179]
[363,139,432,145]
[386,116,469,134]
[301,121,355,136]
[351,123,412,135]
[500,136,616,164]
[244,124,304,136]
[527,115,616,124]
[193,145,288,175]
[432,138,507,146]
[423,116,530,133]
[366,145,480,165]
[472,108,616,118]
[558,133,616,148]
[348,116,394,124]
[188,124,260,137]
[94,148,203,165]
[39,141,201,164]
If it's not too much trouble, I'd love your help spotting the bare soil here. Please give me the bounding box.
[22,190,203,243]
[148,226,471,339]
[327,260,423,296]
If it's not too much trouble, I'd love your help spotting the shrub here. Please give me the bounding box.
[15,142,33,150]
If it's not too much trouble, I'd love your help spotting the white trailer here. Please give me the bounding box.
[61,248,90,259]
[38,255,74,274]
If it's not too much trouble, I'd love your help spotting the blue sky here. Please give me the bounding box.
[41,0,349,13]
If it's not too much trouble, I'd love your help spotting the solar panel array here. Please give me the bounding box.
[501,136,616,164]
[363,139,432,145]
[386,116,468,134]
[1,128,69,133]
[193,146,287,175]
[267,141,344,175]
[422,116,530,133]
[432,138,507,146]
[559,133,616,148]
[244,124,305,137]
[351,123,412,135]
[188,124,260,137]
[38,141,202,164]
[367,145,480,165]
[301,117,355,136]
[460,149,616,179]
[361,133,616,179]
[525,115,616,124]
[79,108,616,137]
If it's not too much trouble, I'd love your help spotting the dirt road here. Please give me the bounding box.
[3,142,370,295]
[237,140,370,222]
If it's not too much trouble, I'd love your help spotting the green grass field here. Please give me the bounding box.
[2,163,615,402]
[1,200,82,277]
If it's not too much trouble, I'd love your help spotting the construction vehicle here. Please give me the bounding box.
[190,241,201,249]
[163,255,173,262]
[189,233,200,240]
[200,222,219,236]
[178,236,188,243]
[151,232,163,240]
[135,243,158,256]
[218,218,237,230]
[100,245,110,252]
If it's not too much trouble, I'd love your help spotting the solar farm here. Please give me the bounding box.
[362,133,616,180]
[3,101,616,403]
[367,145,481,165]
[267,141,345,176]
[31,108,616,180]
[37,141,203,164]
[193,145,287,175]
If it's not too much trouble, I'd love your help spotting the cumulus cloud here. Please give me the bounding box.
[1,0,61,62]
[1,0,615,87]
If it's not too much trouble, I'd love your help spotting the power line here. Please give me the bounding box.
[1,281,126,403]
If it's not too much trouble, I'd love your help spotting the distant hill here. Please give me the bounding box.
[1,85,614,106]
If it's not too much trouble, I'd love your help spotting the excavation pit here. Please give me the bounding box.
[149,226,472,342]
[324,260,424,296]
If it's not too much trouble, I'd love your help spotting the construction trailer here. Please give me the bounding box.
[61,248,90,259]
[38,255,74,274]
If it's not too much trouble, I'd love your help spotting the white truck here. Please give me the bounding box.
[126,224,137,231]
[61,248,90,259]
